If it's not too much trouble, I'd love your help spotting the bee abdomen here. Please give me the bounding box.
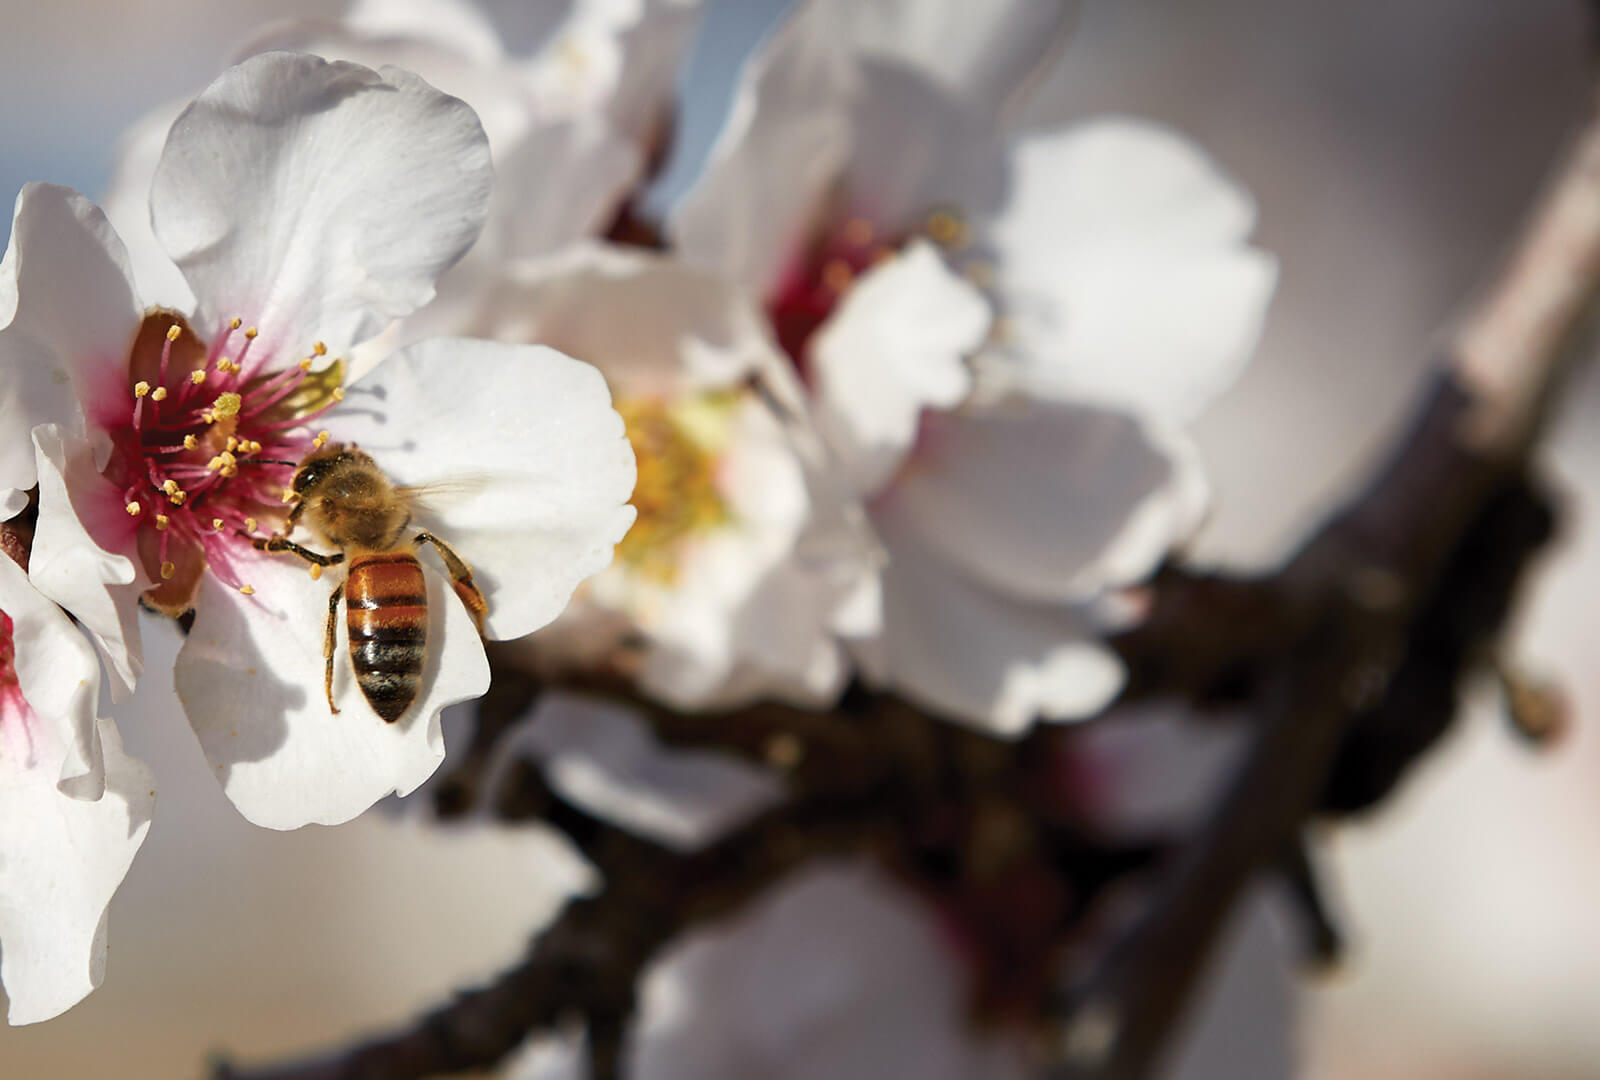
[345,553,428,724]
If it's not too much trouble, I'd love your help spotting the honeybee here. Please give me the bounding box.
[250,443,487,723]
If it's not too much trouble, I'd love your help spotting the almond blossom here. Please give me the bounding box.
[100,0,701,352]
[671,0,1277,735]
[447,243,874,709]
[0,52,636,829]
[0,552,153,1025]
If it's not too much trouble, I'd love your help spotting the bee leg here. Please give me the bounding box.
[246,532,344,568]
[325,582,343,716]
[413,531,487,632]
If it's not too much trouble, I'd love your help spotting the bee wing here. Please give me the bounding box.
[397,476,493,515]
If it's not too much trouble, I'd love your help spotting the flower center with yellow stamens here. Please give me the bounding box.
[97,309,346,613]
[613,394,736,584]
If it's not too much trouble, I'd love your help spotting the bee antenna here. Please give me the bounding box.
[239,458,300,467]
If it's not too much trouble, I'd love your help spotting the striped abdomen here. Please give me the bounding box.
[345,552,427,723]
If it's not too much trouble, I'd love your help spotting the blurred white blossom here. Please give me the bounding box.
[0,553,152,1025]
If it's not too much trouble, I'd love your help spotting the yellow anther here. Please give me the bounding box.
[282,488,296,503]
[151,386,168,402]
[821,259,854,293]
[210,392,243,419]
[169,491,187,506]
[154,514,170,531]
[166,325,182,342]
[220,451,237,468]
[190,369,207,385]
[220,464,237,478]
[309,563,323,581]
[225,436,238,452]
[215,357,233,373]
[229,317,242,330]
[162,479,179,496]
[212,517,225,530]
[313,430,330,448]
[134,381,151,398]
[331,387,346,402]
[244,327,258,339]
[244,517,258,534]
[206,456,223,472]
[160,561,175,580]
[312,341,327,356]
[926,208,968,250]
[125,502,142,516]
[238,584,255,596]
[183,434,198,450]
[248,440,263,453]
[842,217,874,247]
[299,357,313,372]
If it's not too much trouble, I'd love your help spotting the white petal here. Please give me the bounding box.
[632,860,1029,1080]
[0,548,104,801]
[879,400,1203,604]
[0,491,25,519]
[0,185,141,493]
[151,53,493,360]
[100,101,196,313]
[490,690,784,852]
[861,509,1124,736]
[327,337,637,641]
[342,0,507,64]
[492,119,643,260]
[824,0,1078,118]
[462,244,779,392]
[669,0,857,296]
[236,16,534,153]
[0,716,153,1026]
[532,0,706,145]
[29,426,144,703]
[811,241,989,494]
[985,120,1277,419]
[175,551,488,829]
[841,59,1010,230]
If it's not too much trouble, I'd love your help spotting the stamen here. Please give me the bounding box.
[331,387,345,402]
[822,259,854,293]
[244,327,258,339]
[229,317,242,330]
[125,502,142,516]
[212,518,225,530]
[238,584,255,596]
[134,381,151,398]
[312,342,327,356]
[313,431,330,449]
[244,517,258,534]
[842,217,874,246]
[155,514,169,531]
[160,561,175,580]
[190,370,207,386]
[151,386,168,402]
[183,434,198,450]
[162,479,179,496]
[299,358,313,372]
[226,436,239,452]
[168,489,187,506]
[166,325,182,342]
[210,392,243,419]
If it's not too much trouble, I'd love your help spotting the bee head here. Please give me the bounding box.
[292,442,356,496]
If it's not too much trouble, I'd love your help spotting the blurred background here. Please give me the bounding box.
[2,1,1599,1077]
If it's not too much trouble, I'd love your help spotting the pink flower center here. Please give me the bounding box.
[93,310,345,613]
[766,209,974,377]
[767,216,898,373]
